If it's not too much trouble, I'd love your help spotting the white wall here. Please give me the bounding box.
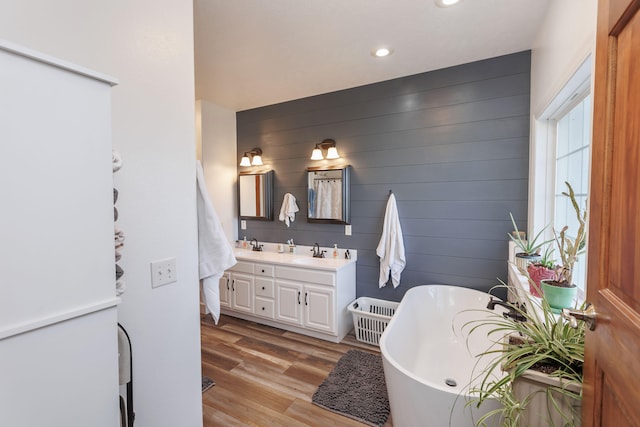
[530,0,598,116]
[198,100,238,243]
[0,1,203,426]
[528,0,597,234]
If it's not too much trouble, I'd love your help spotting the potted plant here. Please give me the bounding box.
[508,213,552,271]
[540,182,587,313]
[465,282,585,427]
[524,245,556,298]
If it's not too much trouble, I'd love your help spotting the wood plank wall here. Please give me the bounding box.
[236,51,530,301]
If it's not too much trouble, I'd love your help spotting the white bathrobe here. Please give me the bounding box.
[196,161,236,324]
[376,193,406,288]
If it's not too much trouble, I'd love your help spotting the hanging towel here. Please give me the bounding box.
[376,193,406,288]
[196,161,237,324]
[278,192,299,227]
[308,187,316,217]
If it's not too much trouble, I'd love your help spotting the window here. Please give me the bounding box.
[530,56,592,294]
[553,94,591,291]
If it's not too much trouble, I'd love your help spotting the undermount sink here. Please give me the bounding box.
[288,256,327,266]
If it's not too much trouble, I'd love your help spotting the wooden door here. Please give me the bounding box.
[585,0,640,425]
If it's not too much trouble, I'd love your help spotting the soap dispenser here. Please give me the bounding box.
[242,236,247,249]
[332,244,338,258]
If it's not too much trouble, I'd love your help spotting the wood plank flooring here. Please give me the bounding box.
[200,314,394,427]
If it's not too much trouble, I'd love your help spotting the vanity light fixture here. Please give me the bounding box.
[239,148,263,167]
[311,139,340,160]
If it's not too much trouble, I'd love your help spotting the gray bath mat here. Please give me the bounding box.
[202,376,215,393]
[312,349,390,427]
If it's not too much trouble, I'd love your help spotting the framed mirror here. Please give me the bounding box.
[307,165,351,224]
[239,170,274,220]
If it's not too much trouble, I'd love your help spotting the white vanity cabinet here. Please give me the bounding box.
[275,267,336,334]
[253,264,276,319]
[219,261,254,314]
[219,251,356,343]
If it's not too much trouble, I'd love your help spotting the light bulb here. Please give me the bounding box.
[251,154,263,166]
[326,146,340,159]
[310,147,324,160]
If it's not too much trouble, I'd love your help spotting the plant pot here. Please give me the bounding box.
[515,253,541,271]
[512,368,582,427]
[526,264,556,298]
[541,280,577,314]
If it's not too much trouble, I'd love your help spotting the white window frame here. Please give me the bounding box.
[529,56,593,294]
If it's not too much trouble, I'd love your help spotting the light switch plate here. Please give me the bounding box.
[151,257,177,288]
[345,225,352,236]
[241,220,247,230]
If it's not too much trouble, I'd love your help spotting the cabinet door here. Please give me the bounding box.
[231,273,254,314]
[218,273,231,308]
[275,280,303,325]
[304,284,335,334]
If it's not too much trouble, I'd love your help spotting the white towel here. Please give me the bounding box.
[278,193,299,227]
[376,193,406,288]
[196,161,236,324]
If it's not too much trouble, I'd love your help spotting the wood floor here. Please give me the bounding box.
[200,313,394,427]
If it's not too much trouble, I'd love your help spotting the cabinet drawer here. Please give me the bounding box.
[275,266,335,286]
[255,264,274,277]
[229,261,254,274]
[254,297,275,319]
[255,277,275,298]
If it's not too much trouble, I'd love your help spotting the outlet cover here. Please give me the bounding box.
[345,225,352,236]
[241,220,247,230]
[151,257,177,288]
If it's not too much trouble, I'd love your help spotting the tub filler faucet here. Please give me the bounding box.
[487,298,527,322]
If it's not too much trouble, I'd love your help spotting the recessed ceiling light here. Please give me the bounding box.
[435,0,462,7]
[373,47,393,58]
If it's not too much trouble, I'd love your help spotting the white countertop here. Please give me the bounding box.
[233,247,356,271]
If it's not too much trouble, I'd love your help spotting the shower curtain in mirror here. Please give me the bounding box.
[314,179,342,219]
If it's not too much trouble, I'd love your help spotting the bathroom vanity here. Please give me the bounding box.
[219,248,356,343]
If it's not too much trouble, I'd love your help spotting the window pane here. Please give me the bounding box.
[581,148,590,193]
[568,101,584,153]
[557,115,570,157]
[556,156,568,193]
[554,94,591,292]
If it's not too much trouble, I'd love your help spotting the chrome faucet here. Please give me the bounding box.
[250,238,263,252]
[310,242,326,258]
[487,298,527,322]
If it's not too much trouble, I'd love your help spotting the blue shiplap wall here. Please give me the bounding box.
[236,51,530,301]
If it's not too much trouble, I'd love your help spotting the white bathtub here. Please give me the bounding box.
[379,285,503,427]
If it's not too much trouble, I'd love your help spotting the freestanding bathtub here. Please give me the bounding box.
[379,285,504,427]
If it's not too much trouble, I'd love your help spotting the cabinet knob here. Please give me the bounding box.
[262,286,265,290]
[261,269,265,273]
[261,307,265,311]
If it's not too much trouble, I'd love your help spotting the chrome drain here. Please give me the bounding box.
[445,378,457,387]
